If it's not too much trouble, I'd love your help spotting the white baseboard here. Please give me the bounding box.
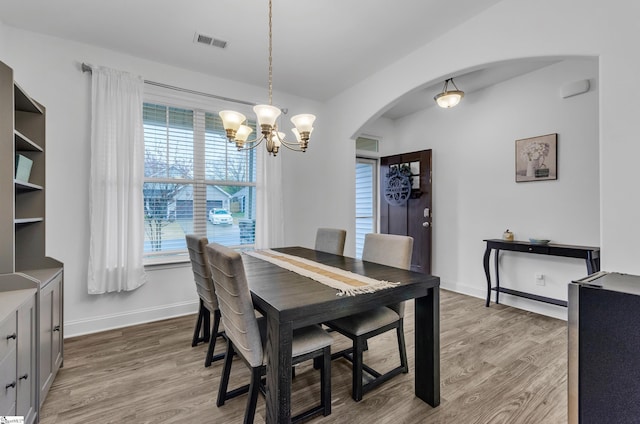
[64,300,200,338]
[441,280,567,321]
[65,280,566,339]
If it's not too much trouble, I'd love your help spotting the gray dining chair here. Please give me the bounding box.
[206,242,333,424]
[325,233,413,401]
[315,227,347,255]
[186,234,225,367]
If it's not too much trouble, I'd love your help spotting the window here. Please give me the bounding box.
[143,102,257,262]
[355,157,377,258]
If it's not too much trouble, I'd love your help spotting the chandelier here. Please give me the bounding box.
[434,78,464,108]
[219,0,316,156]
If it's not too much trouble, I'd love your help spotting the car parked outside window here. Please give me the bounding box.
[209,208,234,225]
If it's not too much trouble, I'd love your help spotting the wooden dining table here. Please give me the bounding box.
[242,246,441,424]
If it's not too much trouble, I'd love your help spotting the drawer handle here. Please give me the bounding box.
[5,381,16,389]
[6,333,16,340]
[19,373,28,381]
[53,325,61,332]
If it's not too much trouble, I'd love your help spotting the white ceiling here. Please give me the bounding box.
[0,0,565,119]
[0,0,505,102]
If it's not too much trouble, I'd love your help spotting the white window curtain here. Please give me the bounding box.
[255,146,284,249]
[88,66,147,293]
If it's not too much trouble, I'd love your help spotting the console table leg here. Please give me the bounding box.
[495,249,500,304]
[483,246,492,307]
[586,252,600,275]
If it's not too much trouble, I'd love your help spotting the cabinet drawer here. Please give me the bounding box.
[0,347,17,415]
[510,244,550,254]
[0,313,17,362]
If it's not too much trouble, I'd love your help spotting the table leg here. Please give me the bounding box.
[414,287,440,407]
[483,246,492,307]
[265,316,293,424]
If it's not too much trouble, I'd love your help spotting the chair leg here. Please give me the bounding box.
[352,336,365,402]
[217,341,235,407]
[244,367,262,424]
[397,320,408,373]
[321,346,331,416]
[192,300,212,346]
[205,310,224,367]
[192,299,206,347]
[203,305,211,343]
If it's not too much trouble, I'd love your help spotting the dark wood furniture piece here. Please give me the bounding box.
[569,272,640,424]
[243,246,441,424]
[483,239,600,308]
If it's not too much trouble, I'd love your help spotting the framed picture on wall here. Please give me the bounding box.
[515,133,557,182]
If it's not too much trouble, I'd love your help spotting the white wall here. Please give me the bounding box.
[277,0,640,319]
[1,26,322,337]
[372,58,598,318]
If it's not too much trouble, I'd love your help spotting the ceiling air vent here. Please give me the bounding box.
[194,32,228,49]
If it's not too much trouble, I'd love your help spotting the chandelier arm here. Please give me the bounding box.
[277,140,305,152]
[235,134,267,151]
[240,133,267,146]
[277,138,303,148]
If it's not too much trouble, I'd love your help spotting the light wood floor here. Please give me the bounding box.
[40,289,568,423]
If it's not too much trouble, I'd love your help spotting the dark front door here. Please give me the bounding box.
[380,150,432,274]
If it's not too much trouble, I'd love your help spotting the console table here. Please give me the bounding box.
[483,239,600,307]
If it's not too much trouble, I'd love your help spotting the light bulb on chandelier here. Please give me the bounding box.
[219,0,316,156]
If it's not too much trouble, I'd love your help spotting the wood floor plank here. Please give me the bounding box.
[40,289,567,423]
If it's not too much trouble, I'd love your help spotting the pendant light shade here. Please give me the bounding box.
[253,104,282,128]
[434,78,464,108]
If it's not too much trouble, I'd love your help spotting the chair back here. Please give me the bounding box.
[362,233,413,270]
[206,242,263,367]
[362,233,414,318]
[315,228,347,255]
[186,234,218,312]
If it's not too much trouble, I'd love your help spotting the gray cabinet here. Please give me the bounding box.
[38,271,63,406]
[1,60,63,422]
[0,288,37,424]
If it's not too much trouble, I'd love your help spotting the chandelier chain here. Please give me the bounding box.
[268,0,273,105]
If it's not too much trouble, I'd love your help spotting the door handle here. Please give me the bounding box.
[423,222,430,228]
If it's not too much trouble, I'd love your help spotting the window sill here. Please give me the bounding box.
[144,256,190,271]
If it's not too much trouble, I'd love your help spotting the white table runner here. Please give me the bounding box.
[244,249,400,296]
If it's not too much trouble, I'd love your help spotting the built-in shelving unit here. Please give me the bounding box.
[0,60,63,424]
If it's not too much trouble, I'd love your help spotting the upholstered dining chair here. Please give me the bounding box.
[186,234,225,367]
[325,233,413,401]
[315,227,347,255]
[206,242,333,424]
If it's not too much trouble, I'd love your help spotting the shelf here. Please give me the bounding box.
[491,287,568,307]
[14,218,44,225]
[14,82,43,114]
[15,180,43,191]
[14,129,43,152]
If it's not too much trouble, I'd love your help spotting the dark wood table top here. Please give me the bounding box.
[243,246,440,328]
[483,238,600,251]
